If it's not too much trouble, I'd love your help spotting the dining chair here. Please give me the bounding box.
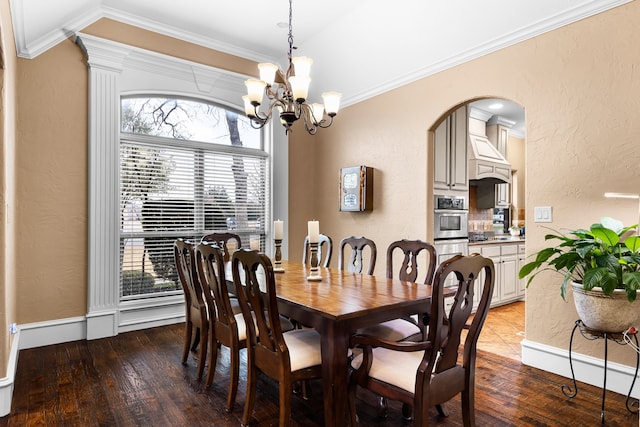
[302,233,333,268]
[201,232,244,315]
[201,232,242,262]
[358,239,438,342]
[194,242,249,412]
[174,238,209,379]
[232,249,323,427]
[338,236,377,275]
[348,253,495,426]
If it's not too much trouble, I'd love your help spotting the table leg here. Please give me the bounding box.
[319,319,349,427]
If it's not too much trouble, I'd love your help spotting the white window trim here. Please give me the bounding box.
[75,33,288,339]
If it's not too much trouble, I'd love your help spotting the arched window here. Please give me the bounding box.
[119,97,266,298]
[76,33,287,339]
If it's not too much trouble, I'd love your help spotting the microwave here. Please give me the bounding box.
[434,194,468,240]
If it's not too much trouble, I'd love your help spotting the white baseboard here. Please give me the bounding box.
[18,316,87,350]
[0,329,20,416]
[522,338,640,399]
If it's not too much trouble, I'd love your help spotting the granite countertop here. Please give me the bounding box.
[469,236,525,246]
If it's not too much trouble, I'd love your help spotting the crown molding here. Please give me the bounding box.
[12,3,275,63]
[469,107,494,122]
[11,0,103,59]
[487,116,516,128]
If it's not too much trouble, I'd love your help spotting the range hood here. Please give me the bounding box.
[468,133,511,184]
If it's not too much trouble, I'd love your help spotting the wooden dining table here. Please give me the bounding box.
[271,260,445,427]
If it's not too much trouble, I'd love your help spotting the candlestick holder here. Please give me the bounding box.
[273,238,285,273]
[307,241,322,281]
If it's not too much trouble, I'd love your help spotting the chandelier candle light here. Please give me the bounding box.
[273,220,285,273]
[307,220,322,281]
[242,0,341,135]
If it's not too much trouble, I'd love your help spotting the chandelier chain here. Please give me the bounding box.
[287,0,295,61]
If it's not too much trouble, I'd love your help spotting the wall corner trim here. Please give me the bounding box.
[0,329,21,416]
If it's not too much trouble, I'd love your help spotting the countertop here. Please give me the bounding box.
[469,236,525,246]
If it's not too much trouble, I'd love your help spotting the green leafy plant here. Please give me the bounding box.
[519,217,640,302]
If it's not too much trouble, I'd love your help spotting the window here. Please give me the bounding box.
[119,96,267,299]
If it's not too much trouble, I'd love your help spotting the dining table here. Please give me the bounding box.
[270,259,448,427]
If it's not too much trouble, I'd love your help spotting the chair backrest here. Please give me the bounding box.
[302,234,333,268]
[420,253,495,393]
[338,236,377,275]
[201,232,242,263]
[195,242,235,330]
[174,239,205,311]
[386,239,437,284]
[232,249,287,358]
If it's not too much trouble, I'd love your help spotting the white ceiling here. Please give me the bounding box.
[9,0,630,135]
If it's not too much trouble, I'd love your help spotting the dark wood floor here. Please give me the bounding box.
[1,302,639,426]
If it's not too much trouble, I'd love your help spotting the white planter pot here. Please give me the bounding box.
[571,281,640,333]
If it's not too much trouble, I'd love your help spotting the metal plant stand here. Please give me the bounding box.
[563,319,640,423]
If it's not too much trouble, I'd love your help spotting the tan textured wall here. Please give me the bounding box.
[286,123,319,262]
[85,19,257,78]
[0,0,18,378]
[16,38,88,322]
[291,1,640,365]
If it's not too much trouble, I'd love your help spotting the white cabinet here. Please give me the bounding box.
[434,105,468,192]
[486,123,511,208]
[499,245,518,301]
[517,243,526,297]
[474,242,523,307]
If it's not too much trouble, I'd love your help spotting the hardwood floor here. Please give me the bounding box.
[478,301,525,361]
[1,301,638,426]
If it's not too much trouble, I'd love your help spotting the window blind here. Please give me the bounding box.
[119,137,268,299]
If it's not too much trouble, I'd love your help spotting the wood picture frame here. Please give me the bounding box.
[339,166,373,212]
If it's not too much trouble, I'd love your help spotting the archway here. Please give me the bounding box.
[431,97,526,359]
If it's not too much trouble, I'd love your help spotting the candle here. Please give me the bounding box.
[308,220,319,243]
[274,220,283,240]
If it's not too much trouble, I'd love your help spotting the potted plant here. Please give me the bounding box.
[519,217,640,332]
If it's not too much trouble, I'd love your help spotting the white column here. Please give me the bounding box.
[76,34,130,339]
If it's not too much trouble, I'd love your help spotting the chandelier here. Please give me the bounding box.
[242,0,341,135]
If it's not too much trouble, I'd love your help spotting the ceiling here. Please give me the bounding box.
[9,0,629,136]
[470,99,525,138]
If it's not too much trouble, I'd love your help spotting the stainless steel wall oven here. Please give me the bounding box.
[434,194,468,240]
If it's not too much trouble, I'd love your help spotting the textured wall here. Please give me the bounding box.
[1,0,18,377]
[290,1,640,364]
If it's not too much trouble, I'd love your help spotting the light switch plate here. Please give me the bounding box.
[534,206,552,223]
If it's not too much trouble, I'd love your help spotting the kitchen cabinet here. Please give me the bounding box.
[486,123,511,208]
[434,105,468,193]
[517,243,526,297]
[478,245,501,305]
[472,241,523,307]
[499,245,518,301]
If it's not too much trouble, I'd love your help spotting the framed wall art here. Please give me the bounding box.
[339,165,373,212]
